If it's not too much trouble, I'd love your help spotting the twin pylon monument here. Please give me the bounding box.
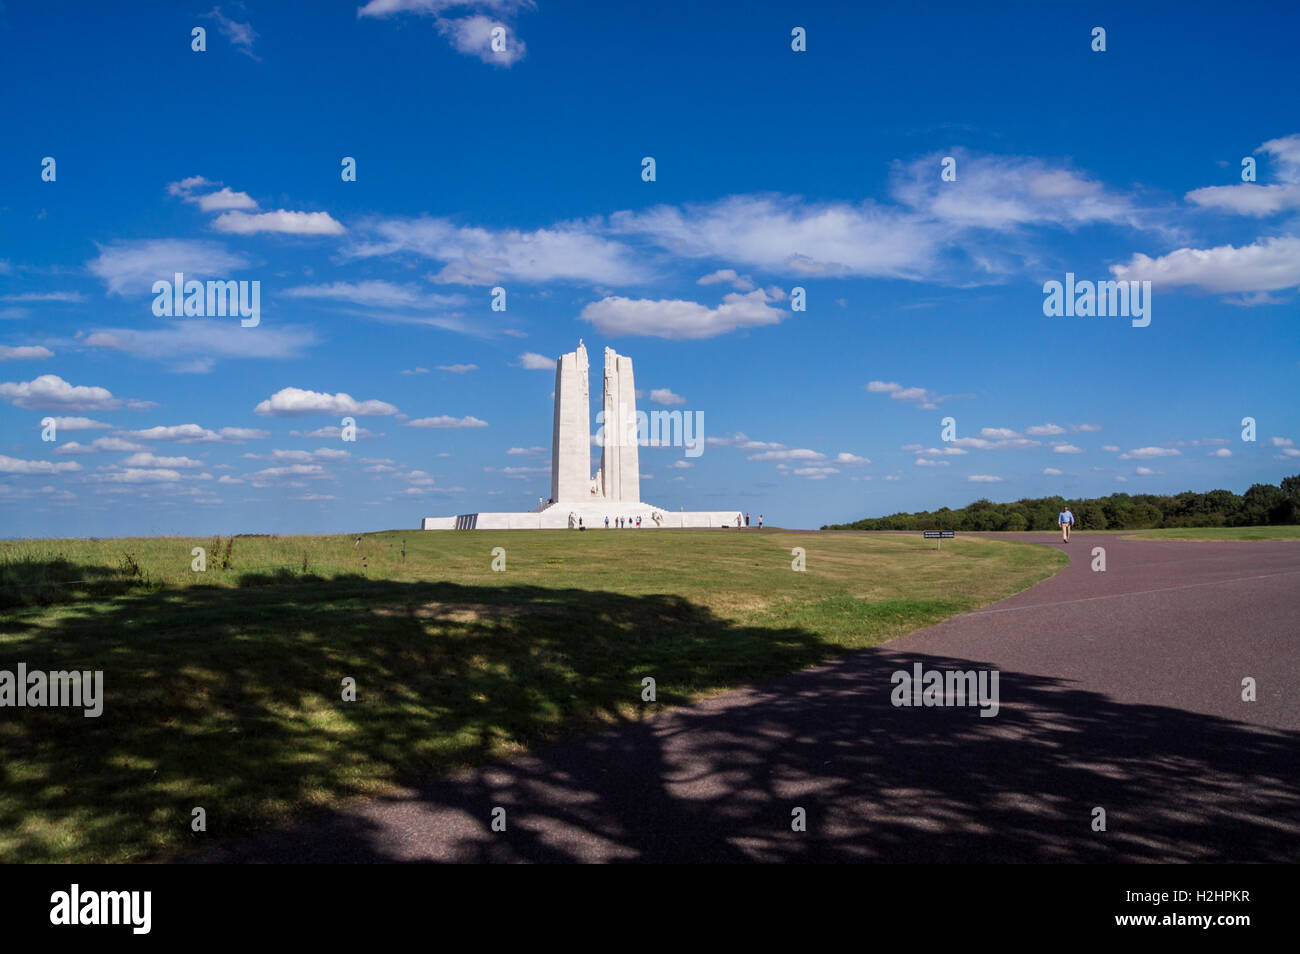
[422,340,741,530]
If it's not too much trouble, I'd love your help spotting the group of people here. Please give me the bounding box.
[739,512,763,528]
[605,516,643,528]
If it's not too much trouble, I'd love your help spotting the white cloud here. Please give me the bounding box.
[53,437,144,455]
[981,427,1020,439]
[1269,437,1294,447]
[122,424,223,443]
[1043,467,1063,475]
[580,288,787,340]
[358,1,531,66]
[90,468,184,484]
[88,239,249,296]
[649,388,686,406]
[1185,134,1300,215]
[219,427,270,441]
[968,474,1003,483]
[517,352,555,370]
[1119,447,1181,459]
[1075,424,1102,432]
[213,210,345,236]
[0,455,82,474]
[284,281,464,310]
[507,446,545,455]
[1102,444,1120,452]
[1111,236,1300,293]
[611,195,940,280]
[83,324,315,368]
[747,448,825,462]
[835,453,871,464]
[122,452,204,468]
[1209,448,1233,458]
[1025,423,1066,436]
[0,345,54,361]
[290,425,379,440]
[437,363,477,373]
[1136,466,1156,475]
[697,268,755,291]
[349,216,647,286]
[43,417,111,432]
[890,150,1142,231]
[1052,443,1084,454]
[863,380,947,411]
[915,458,950,467]
[435,15,526,66]
[201,6,259,59]
[194,187,258,212]
[254,387,398,417]
[407,415,489,428]
[0,374,125,411]
[951,436,1040,450]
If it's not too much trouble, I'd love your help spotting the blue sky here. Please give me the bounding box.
[1,0,1298,537]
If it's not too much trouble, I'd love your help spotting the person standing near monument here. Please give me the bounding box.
[758,514,763,529]
[1058,506,1075,543]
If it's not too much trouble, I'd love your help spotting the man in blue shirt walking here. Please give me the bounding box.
[1058,506,1075,543]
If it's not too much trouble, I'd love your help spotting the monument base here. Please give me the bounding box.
[422,501,742,530]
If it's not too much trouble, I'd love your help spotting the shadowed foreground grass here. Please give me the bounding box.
[0,529,1063,862]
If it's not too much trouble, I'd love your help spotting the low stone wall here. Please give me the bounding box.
[422,506,743,530]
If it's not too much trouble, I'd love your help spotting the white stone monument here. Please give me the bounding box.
[422,340,741,530]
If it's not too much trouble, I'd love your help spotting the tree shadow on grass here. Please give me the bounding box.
[3,564,1297,863]
[1,567,835,863]
[190,648,1300,864]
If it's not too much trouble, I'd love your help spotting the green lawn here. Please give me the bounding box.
[1119,526,1300,541]
[0,529,1064,863]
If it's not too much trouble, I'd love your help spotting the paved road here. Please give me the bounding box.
[190,533,1300,863]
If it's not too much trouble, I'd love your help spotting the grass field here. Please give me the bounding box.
[0,529,1064,863]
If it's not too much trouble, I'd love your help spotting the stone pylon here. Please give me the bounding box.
[550,340,590,502]
[600,346,640,503]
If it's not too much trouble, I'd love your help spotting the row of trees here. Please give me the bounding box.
[824,474,1300,532]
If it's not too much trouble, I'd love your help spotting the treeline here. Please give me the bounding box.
[823,474,1300,532]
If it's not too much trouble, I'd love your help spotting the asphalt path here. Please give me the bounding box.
[189,532,1300,863]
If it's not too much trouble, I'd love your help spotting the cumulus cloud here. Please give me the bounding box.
[863,380,948,411]
[1119,447,1181,459]
[1185,134,1300,215]
[122,452,204,468]
[1110,236,1300,293]
[407,415,488,428]
[0,374,131,412]
[580,288,787,340]
[697,268,755,291]
[649,388,686,406]
[0,455,82,474]
[1025,423,1066,436]
[747,448,825,462]
[254,387,398,417]
[1052,443,1084,454]
[53,437,144,454]
[0,345,54,361]
[517,352,555,370]
[968,474,1003,483]
[1209,448,1233,458]
[82,324,315,369]
[436,363,477,373]
[1043,467,1063,475]
[213,210,345,236]
[358,1,532,67]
